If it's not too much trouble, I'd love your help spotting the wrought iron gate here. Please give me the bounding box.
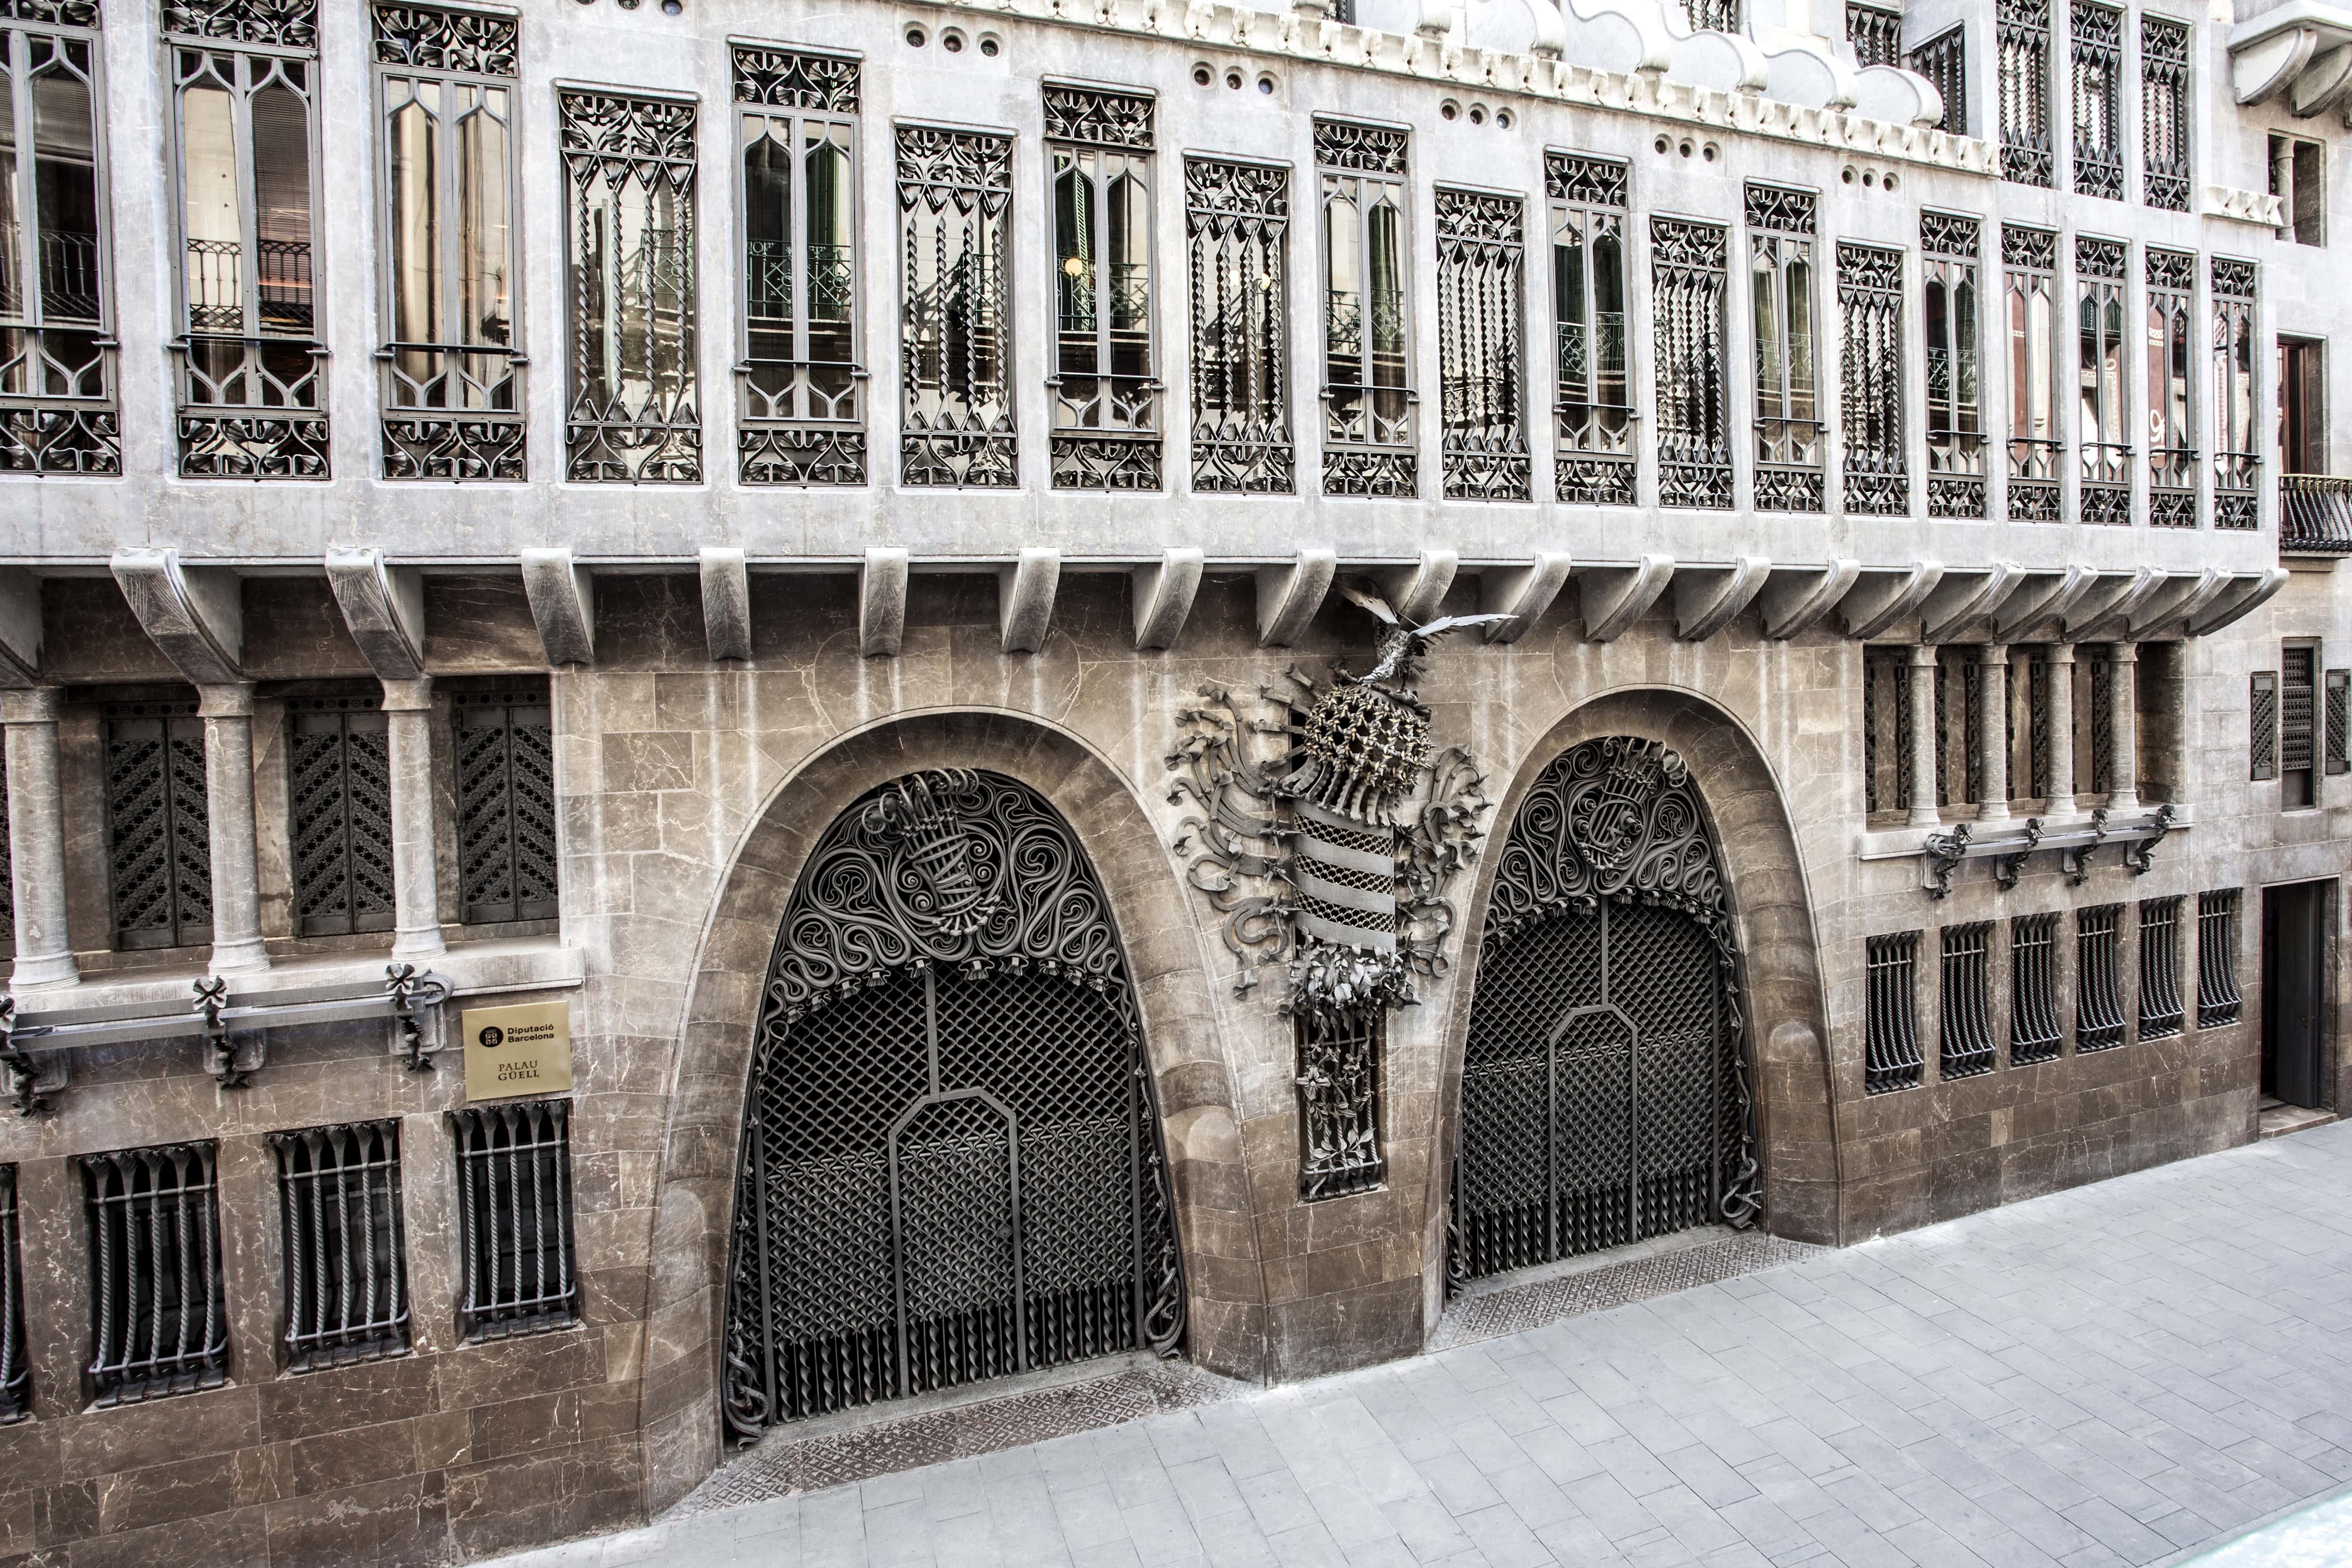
[1451,737,1760,1288]
[721,770,1185,1442]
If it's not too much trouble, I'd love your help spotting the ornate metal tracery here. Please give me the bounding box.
[105,701,211,951]
[1838,241,1906,516]
[2213,258,2258,529]
[289,696,394,937]
[1652,217,1731,509]
[1318,119,1415,497]
[899,126,1016,487]
[1997,0,2053,187]
[721,770,1185,1441]
[1186,156,1290,493]
[2070,1,2123,200]
[2147,247,2196,526]
[1747,185,1821,512]
[2140,17,2189,212]
[1452,736,1760,1290]
[2076,236,2129,525]
[1435,188,1527,502]
[1547,153,1632,505]
[2003,225,2060,521]
[1922,212,1983,519]
[1047,85,1160,491]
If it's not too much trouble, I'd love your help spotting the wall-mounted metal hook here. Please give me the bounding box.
[386,963,451,1071]
[1994,817,2045,890]
[192,976,248,1088]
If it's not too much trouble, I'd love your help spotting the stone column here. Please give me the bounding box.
[1907,644,1941,828]
[2044,645,2077,815]
[383,678,445,958]
[1,688,77,989]
[2106,643,2139,810]
[199,683,269,974]
[1976,645,2010,822]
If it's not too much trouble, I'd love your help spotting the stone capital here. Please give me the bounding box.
[379,676,435,713]
[0,687,61,725]
[197,682,257,719]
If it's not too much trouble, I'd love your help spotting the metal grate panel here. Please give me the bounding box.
[0,1168,25,1422]
[271,1120,409,1371]
[1299,1008,1384,1201]
[2069,1,2123,200]
[2010,911,2062,1063]
[450,1099,578,1341]
[1940,923,1995,1079]
[1847,0,1901,67]
[2075,903,2125,1052]
[454,686,558,925]
[0,751,11,946]
[1652,218,1732,509]
[81,1142,229,1406]
[2251,672,2277,781]
[1838,241,1906,515]
[1997,0,2052,186]
[2137,897,2183,1041]
[2282,648,2316,780]
[2329,671,2348,775]
[2196,889,2242,1027]
[1186,157,1291,493]
[290,696,395,936]
[1435,188,1528,502]
[1865,933,1923,1093]
[2140,17,2189,211]
[105,701,212,950]
[1908,25,1967,136]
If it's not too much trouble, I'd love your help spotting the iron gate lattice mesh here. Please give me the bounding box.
[1453,736,1758,1290]
[722,770,1183,1441]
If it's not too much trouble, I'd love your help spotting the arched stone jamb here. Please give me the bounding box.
[1422,687,1840,1326]
[637,709,1260,1512]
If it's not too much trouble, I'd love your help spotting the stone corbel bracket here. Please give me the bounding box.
[1840,560,1943,640]
[1757,559,1860,640]
[2186,570,2291,638]
[1577,554,1674,642]
[111,547,244,685]
[2230,0,2352,117]
[1991,564,2096,643]
[1672,555,1769,641]
[700,548,753,663]
[1378,550,1458,625]
[999,548,1061,655]
[325,547,427,681]
[1918,562,2024,645]
[2064,566,2165,643]
[520,547,595,667]
[861,548,910,657]
[1479,553,1573,644]
[1257,548,1338,648]
[1919,806,2180,898]
[2126,567,2230,641]
[1133,549,1205,652]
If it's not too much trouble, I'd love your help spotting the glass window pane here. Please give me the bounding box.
[743,117,790,362]
[252,75,314,336]
[31,49,97,325]
[386,84,440,348]
[180,73,239,334]
[457,87,510,348]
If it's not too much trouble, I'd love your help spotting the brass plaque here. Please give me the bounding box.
[461,999,574,1101]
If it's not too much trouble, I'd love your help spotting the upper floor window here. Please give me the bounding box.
[2281,334,2325,475]
[1317,118,1413,498]
[1547,152,1631,506]
[2075,236,2128,521]
[2002,224,2059,520]
[734,43,863,487]
[2069,1,2123,200]
[1653,216,1731,509]
[1046,83,1158,492]
[2212,258,2258,528]
[1997,0,2053,187]
[2270,134,2323,248]
[0,3,113,475]
[1909,25,1967,137]
[1847,0,1901,68]
[166,0,327,478]
[1922,211,1984,519]
[375,2,520,482]
[898,123,1014,488]
[1185,155,1290,494]
[2145,247,2194,524]
[1748,183,1821,513]
[1434,186,1527,503]
[2140,17,2189,213]
[561,87,698,483]
[1838,241,1906,517]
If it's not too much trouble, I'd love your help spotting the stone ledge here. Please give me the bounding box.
[1856,803,2198,863]
[5,935,585,1013]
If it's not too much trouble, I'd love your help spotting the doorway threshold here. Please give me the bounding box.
[2259,1098,2338,1140]
[1429,1225,1822,1352]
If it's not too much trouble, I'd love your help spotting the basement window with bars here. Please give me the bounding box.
[454,685,557,925]
[1940,923,1995,1079]
[0,1166,25,1422]
[2076,903,2125,1052]
[451,1099,578,1339]
[2283,647,2318,808]
[2197,889,2243,1027]
[82,1143,229,1407]
[1864,932,1923,1094]
[271,1121,409,1371]
[2010,911,2062,1064]
[290,695,394,937]
[2138,896,2184,1041]
[104,701,212,951]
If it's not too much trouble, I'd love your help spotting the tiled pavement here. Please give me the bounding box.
[490,1122,2352,1568]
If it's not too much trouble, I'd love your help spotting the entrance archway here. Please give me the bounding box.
[1450,735,1761,1285]
[718,768,1185,1442]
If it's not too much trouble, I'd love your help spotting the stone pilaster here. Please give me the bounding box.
[382,678,446,958]
[1976,644,2010,821]
[2107,643,2139,810]
[1,688,77,989]
[2044,645,2077,815]
[198,683,269,974]
[1907,644,1940,828]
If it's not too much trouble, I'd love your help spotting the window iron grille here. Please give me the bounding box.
[1940,923,1995,1079]
[2075,903,2125,1052]
[1547,153,1633,505]
[1653,217,1731,509]
[1922,211,1983,517]
[165,0,314,47]
[1908,24,1967,137]
[271,1120,409,1371]
[899,124,1016,488]
[1865,932,1923,1093]
[2140,17,2189,212]
[290,696,395,937]
[2147,247,2195,523]
[2329,669,2349,775]
[2003,225,2059,520]
[1748,186,1823,514]
[1839,241,1906,516]
[451,1098,578,1340]
[1048,87,1159,492]
[373,1,515,73]
[1435,187,1527,502]
[1684,0,1739,29]
[1862,649,1916,816]
[2251,671,2277,782]
[2070,1,2123,200]
[1318,119,1414,497]
[2076,236,2129,522]
[1997,0,2052,187]
[82,1142,229,1406]
[0,752,10,947]
[2084,650,2113,796]
[2010,911,2062,1063]
[453,685,557,925]
[2213,258,2259,527]
[1186,156,1290,493]
[105,701,211,951]
[1848,0,1902,68]
[561,89,700,482]
[2283,646,2317,806]
[2027,653,2052,799]
[1299,1007,1384,1200]
[2196,889,2242,1027]
[0,1166,24,1422]
[2137,896,2183,1041]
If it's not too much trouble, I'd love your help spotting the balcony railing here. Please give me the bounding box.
[2280,474,2352,556]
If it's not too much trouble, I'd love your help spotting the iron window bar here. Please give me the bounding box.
[2075,903,2126,1052]
[1939,923,1996,1080]
[81,1142,229,1407]
[0,964,451,1114]
[453,685,558,925]
[1864,931,1923,1094]
[2328,670,2349,774]
[2280,475,2352,555]
[1298,1007,1384,1200]
[0,1166,25,1422]
[2251,671,2279,781]
[1435,186,1529,502]
[2069,1,2124,201]
[2137,896,2184,1041]
[1185,155,1292,494]
[1920,803,2176,898]
[450,1098,579,1341]
[1908,25,1967,137]
[1546,153,1634,506]
[272,1120,410,1371]
[1997,0,2054,187]
[2010,911,2062,1064]
[2140,17,2191,212]
[1847,0,1902,68]
[2196,889,2242,1027]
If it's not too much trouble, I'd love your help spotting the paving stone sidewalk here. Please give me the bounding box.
[492,1121,2352,1568]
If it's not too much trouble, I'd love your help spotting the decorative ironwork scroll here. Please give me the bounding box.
[1048,85,1160,491]
[2140,17,2189,212]
[899,126,1016,487]
[1548,153,1633,505]
[731,42,859,111]
[1435,188,1527,502]
[1839,241,1906,516]
[1997,0,2053,187]
[1187,157,1291,493]
[721,770,1185,1441]
[163,0,312,47]
[1652,217,1731,509]
[1847,0,1901,68]
[2003,224,2059,521]
[1921,211,1982,519]
[1318,119,1414,497]
[372,3,514,72]
[1450,735,1761,1291]
[2213,258,2258,529]
[0,0,98,24]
